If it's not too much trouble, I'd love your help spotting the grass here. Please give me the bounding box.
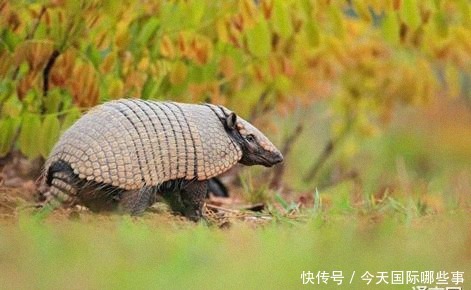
[0,210,469,290]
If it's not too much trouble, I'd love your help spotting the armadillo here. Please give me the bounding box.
[40,99,283,220]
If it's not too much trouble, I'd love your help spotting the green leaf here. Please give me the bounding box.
[189,1,205,26]
[1,29,21,52]
[0,117,20,158]
[246,18,271,58]
[19,113,42,159]
[458,0,471,27]
[434,10,448,38]
[273,75,291,93]
[50,10,65,48]
[40,115,61,158]
[85,44,102,69]
[328,5,345,39]
[382,12,400,45]
[401,0,421,30]
[188,65,205,84]
[272,0,293,39]
[233,83,266,117]
[61,107,82,132]
[45,89,63,114]
[201,60,218,82]
[300,0,314,17]
[0,80,14,104]
[34,22,48,39]
[137,17,160,45]
[141,78,162,100]
[305,19,320,47]
[1,96,23,118]
[160,3,184,32]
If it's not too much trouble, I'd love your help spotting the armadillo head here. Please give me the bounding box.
[224,112,283,167]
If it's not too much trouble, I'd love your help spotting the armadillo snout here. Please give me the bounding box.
[272,151,283,164]
[239,149,283,167]
[263,150,283,167]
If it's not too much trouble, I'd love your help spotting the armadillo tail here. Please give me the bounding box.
[36,170,78,218]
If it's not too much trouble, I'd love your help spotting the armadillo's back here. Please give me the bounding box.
[45,99,242,190]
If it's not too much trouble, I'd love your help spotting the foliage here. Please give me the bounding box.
[1,0,470,161]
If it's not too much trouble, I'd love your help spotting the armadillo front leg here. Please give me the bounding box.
[180,180,208,221]
[118,187,157,215]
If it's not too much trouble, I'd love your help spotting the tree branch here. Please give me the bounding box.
[248,88,272,122]
[269,122,303,189]
[42,49,60,97]
[27,6,47,40]
[302,129,349,183]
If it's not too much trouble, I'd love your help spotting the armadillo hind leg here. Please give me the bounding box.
[161,190,185,215]
[118,187,157,216]
[180,180,208,222]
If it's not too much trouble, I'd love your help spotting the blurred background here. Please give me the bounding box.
[1,0,470,212]
[0,1,470,289]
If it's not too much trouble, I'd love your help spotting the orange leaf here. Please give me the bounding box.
[99,51,116,74]
[160,35,175,59]
[220,56,235,79]
[15,42,54,72]
[16,72,39,100]
[261,0,273,19]
[71,63,99,107]
[51,49,76,87]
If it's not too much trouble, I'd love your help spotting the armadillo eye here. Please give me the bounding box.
[246,134,255,143]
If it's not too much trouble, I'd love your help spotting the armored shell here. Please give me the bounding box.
[45,99,243,190]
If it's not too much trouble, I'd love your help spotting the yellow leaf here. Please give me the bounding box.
[108,78,124,98]
[138,56,150,71]
[401,0,421,31]
[216,18,229,43]
[382,11,400,45]
[240,0,257,26]
[169,61,188,85]
[272,0,293,39]
[328,5,345,39]
[116,20,131,47]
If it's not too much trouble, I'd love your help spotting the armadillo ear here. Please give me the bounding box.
[226,112,237,129]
